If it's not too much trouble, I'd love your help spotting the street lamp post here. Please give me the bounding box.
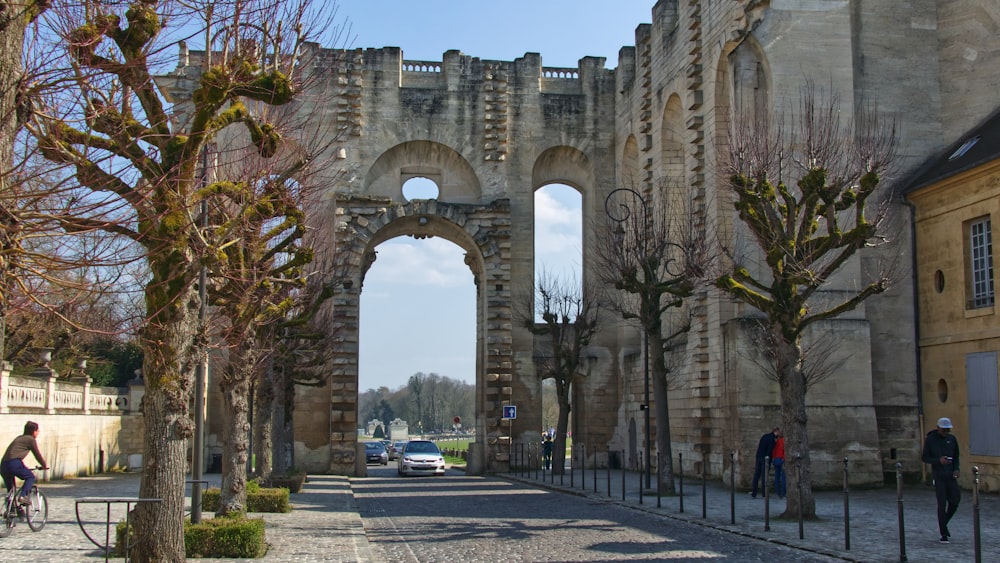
[605,187,652,489]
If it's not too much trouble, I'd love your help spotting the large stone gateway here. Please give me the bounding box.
[166,1,1000,485]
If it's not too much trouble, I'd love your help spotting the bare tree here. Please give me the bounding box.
[716,84,898,518]
[595,180,712,492]
[23,0,339,558]
[515,271,599,475]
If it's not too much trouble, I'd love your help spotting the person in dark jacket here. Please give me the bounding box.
[1,421,49,505]
[921,417,960,543]
[750,427,779,498]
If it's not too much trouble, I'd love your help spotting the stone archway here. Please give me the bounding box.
[319,196,515,476]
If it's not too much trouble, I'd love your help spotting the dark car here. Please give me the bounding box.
[365,441,388,465]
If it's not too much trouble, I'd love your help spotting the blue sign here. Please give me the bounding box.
[502,405,517,420]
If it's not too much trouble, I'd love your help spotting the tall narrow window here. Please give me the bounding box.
[970,217,994,308]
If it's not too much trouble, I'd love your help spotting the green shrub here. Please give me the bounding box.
[116,514,266,558]
[201,486,290,513]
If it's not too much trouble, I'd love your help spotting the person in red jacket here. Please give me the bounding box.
[771,429,786,499]
[1,421,49,505]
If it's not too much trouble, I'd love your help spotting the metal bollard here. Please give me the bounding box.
[639,450,644,505]
[843,457,851,550]
[702,457,707,519]
[657,451,662,508]
[622,450,626,501]
[764,455,771,531]
[569,444,576,489]
[730,451,736,525]
[973,466,981,563]
[796,453,803,539]
[677,452,682,512]
[896,462,907,562]
[593,445,598,493]
[606,448,611,497]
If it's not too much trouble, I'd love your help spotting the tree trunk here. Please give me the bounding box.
[217,344,254,516]
[650,328,675,493]
[552,389,571,475]
[0,0,31,367]
[271,362,291,475]
[774,327,816,518]
[254,357,274,479]
[132,281,199,562]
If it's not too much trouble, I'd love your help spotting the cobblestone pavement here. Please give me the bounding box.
[0,464,994,562]
[355,466,839,562]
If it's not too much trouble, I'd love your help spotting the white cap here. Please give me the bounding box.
[937,417,953,429]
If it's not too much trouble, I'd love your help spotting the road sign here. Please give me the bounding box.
[502,405,517,420]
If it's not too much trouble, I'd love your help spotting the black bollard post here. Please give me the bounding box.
[583,444,588,491]
[702,456,707,519]
[764,455,771,532]
[607,448,611,497]
[622,450,626,501]
[973,466,981,563]
[843,457,851,550]
[570,444,575,488]
[730,451,736,525]
[657,451,662,508]
[678,452,683,512]
[593,445,598,493]
[896,462,907,562]
[639,450,644,505]
[796,453,803,539]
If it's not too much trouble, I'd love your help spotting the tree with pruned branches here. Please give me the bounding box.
[594,180,712,493]
[716,85,899,518]
[23,0,340,558]
[515,272,599,475]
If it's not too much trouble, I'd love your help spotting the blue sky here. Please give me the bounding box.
[345,2,655,391]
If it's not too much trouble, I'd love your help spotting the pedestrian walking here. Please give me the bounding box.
[542,434,553,470]
[772,429,786,499]
[921,417,960,543]
[750,426,779,498]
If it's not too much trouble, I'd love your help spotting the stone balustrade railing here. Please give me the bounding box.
[0,363,136,415]
[403,60,442,73]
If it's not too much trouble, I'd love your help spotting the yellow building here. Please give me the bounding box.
[906,108,1000,492]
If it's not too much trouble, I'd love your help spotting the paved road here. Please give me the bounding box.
[0,464,993,561]
[354,465,840,562]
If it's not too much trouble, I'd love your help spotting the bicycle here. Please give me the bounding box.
[0,466,48,536]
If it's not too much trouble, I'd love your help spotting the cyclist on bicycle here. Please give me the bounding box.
[1,421,48,505]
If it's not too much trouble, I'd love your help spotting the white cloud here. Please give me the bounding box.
[365,237,472,288]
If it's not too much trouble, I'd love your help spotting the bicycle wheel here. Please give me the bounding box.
[0,498,14,538]
[25,489,46,532]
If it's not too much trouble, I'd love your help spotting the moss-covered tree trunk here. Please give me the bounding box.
[254,356,275,479]
[0,0,46,365]
[773,326,815,518]
[218,339,257,516]
[132,271,200,562]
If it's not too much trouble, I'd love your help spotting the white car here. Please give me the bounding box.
[397,440,446,476]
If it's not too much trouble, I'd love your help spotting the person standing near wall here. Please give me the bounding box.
[771,428,786,499]
[922,417,960,543]
[750,426,779,498]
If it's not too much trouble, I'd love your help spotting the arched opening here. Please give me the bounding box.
[358,234,476,441]
[534,183,583,296]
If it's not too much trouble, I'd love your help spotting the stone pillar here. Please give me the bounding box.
[0,361,10,414]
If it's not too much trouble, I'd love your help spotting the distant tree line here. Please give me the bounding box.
[358,372,475,435]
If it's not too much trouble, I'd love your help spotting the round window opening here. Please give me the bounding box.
[402,177,439,201]
[934,270,945,293]
[936,378,948,403]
